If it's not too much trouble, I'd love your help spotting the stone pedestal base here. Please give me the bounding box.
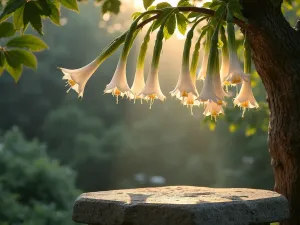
[73,186,289,225]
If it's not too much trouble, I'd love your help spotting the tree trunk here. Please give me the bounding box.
[240,0,300,224]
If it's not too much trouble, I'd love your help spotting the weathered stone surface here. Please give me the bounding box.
[73,186,289,225]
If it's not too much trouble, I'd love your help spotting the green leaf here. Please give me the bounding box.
[5,49,37,69]
[0,22,16,38]
[23,2,43,35]
[35,0,52,16]
[143,0,155,9]
[102,0,121,14]
[176,13,187,35]
[0,0,26,21]
[233,11,247,22]
[177,0,193,7]
[49,4,61,25]
[156,2,172,9]
[13,5,25,30]
[163,14,176,39]
[0,51,5,67]
[202,2,212,8]
[187,11,200,19]
[0,51,5,75]
[228,1,243,12]
[141,6,156,21]
[214,4,226,18]
[59,0,79,12]
[152,8,173,31]
[209,1,224,10]
[0,14,11,23]
[5,60,23,82]
[6,34,48,52]
[132,12,142,20]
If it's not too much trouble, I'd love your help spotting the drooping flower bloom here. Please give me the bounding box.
[214,54,228,105]
[130,24,152,101]
[183,93,201,112]
[170,20,203,115]
[130,67,145,101]
[138,67,166,109]
[223,51,248,86]
[137,13,171,108]
[198,61,219,104]
[60,58,101,98]
[198,24,226,120]
[170,66,198,101]
[234,77,259,117]
[182,71,201,114]
[223,11,248,86]
[203,101,224,121]
[104,59,132,103]
[220,26,229,83]
[220,55,229,83]
[197,50,209,80]
[170,66,199,114]
[197,31,211,80]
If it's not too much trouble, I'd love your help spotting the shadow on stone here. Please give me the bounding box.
[127,193,151,204]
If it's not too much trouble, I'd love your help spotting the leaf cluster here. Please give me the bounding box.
[0,0,80,81]
[0,26,48,82]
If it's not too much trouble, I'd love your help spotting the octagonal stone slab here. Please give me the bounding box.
[73,186,289,225]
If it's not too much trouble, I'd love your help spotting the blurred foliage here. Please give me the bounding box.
[0,127,78,225]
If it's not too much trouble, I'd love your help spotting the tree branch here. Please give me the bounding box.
[138,15,159,29]
[136,7,248,30]
[177,6,247,28]
[295,18,300,31]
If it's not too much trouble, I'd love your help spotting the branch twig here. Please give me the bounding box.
[136,7,248,29]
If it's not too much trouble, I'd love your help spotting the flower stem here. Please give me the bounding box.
[151,9,177,68]
[190,36,201,78]
[220,26,229,61]
[206,23,221,77]
[182,17,205,68]
[226,7,236,55]
[121,10,161,61]
[243,33,251,74]
[137,24,154,69]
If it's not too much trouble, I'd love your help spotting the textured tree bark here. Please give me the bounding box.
[241,1,300,225]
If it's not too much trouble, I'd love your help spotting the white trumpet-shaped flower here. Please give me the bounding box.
[220,27,229,83]
[234,77,259,117]
[182,93,201,115]
[214,60,229,106]
[170,66,198,100]
[203,101,224,121]
[138,67,166,109]
[170,66,200,115]
[197,50,209,80]
[182,76,201,115]
[60,59,101,98]
[183,93,201,107]
[104,59,132,103]
[198,68,219,104]
[223,51,248,86]
[130,67,145,101]
[220,53,229,83]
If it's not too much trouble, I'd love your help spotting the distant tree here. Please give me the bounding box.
[0,127,79,225]
[43,105,118,191]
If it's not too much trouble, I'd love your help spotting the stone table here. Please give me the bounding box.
[73,186,289,225]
